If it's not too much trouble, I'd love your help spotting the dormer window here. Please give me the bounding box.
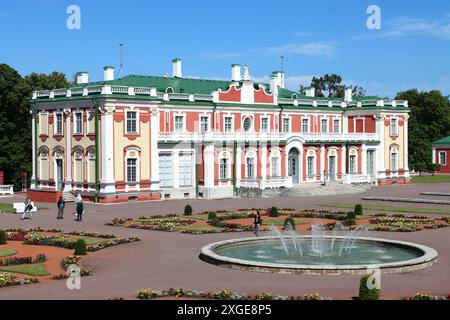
[165,87,175,94]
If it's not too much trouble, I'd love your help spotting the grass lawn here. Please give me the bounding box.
[0,249,17,258]
[0,203,14,213]
[325,203,450,215]
[411,175,450,183]
[0,264,49,276]
[177,225,223,232]
[189,214,210,221]
[66,236,108,246]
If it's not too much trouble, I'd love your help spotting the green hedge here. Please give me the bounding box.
[74,239,87,256]
[359,274,380,300]
[354,204,363,216]
[184,204,193,216]
[269,207,279,217]
[0,230,6,245]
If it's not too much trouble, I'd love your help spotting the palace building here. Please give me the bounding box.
[28,59,410,203]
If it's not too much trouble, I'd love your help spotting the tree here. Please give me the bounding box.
[396,89,450,172]
[301,74,365,98]
[0,64,68,188]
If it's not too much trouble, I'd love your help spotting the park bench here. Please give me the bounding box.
[13,202,38,214]
[0,185,14,196]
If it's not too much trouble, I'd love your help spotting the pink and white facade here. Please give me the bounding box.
[28,60,410,203]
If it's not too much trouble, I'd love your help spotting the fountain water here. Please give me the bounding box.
[269,225,289,255]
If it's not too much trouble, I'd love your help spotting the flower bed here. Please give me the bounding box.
[136,288,331,300]
[0,254,46,266]
[0,272,38,288]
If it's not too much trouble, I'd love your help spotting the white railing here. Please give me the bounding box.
[343,174,373,184]
[134,87,151,95]
[0,185,14,196]
[111,86,128,94]
[87,86,102,94]
[71,87,83,96]
[239,176,292,189]
[158,131,379,143]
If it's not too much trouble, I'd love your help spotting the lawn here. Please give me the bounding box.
[0,264,50,276]
[412,175,450,183]
[66,236,108,246]
[0,203,14,213]
[0,249,17,258]
[325,203,450,215]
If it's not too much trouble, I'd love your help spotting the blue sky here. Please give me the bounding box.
[1,0,450,98]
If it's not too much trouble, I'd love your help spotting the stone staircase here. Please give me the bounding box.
[240,182,372,199]
[62,191,76,203]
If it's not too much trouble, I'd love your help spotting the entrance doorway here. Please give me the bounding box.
[56,159,63,191]
[288,148,300,184]
[329,156,336,181]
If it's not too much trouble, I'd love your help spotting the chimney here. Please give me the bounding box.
[231,64,241,82]
[75,72,89,85]
[305,87,315,97]
[270,75,278,95]
[345,88,353,102]
[172,58,182,78]
[272,71,285,89]
[103,66,115,81]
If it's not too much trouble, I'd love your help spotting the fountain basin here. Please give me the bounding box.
[200,236,438,275]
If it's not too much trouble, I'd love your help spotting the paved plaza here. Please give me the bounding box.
[0,182,449,300]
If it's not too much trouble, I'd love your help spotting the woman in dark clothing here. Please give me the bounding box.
[253,210,263,237]
[57,196,65,219]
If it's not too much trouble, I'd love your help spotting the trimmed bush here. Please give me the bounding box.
[354,204,363,216]
[73,239,87,256]
[184,204,193,216]
[283,217,296,230]
[207,211,217,221]
[0,230,7,245]
[346,211,356,220]
[343,219,356,226]
[269,207,279,217]
[359,274,380,300]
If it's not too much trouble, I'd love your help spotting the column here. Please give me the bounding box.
[404,116,410,177]
[341,145,346,178]
[63,108,72,191]
[100,107,116,193]
[172,150,179,189]
[260,143,267,189]
[203,144,215,190]
[31,111,37,189]
[320,144,325,180]
[432,148,436,164]
[150,106,160,191]
[235,144,242,187]
[376,116,386,180]
[361,143,367,176]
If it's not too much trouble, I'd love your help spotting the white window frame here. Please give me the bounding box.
[321,118,328,134]
[260,116,269,133]
[439,151,447,165]
[159,152,173,188]
[126,110,139,134]
[223,115,234,133]
[73,111,83,135]
[199,115,210,133]
[390,118,398,136]
[348,147,359,174]
[245,150,257,178]
[282,117,291,133]
[54,112,63,135]
[302,118,309,133]
[390,151,398,173]
[86,110,95,134]
[178,151,194,187]
[174,114,185,133]
[333,118,340,133]
[39,112,48,135]
[307,155,315,178]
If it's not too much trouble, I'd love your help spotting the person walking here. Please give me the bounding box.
[21,198,33,220]
[57,196,65,219]
[253,210,263,237]
[75,193,84,222]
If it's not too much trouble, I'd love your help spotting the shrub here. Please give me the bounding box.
[413,292,431,300]
[137,289,159,300]
[61,256,80,269]
[346,211,356,220]
[269,207,279,217]
[0,230,7,245]
[354,204,363,216]
[207,211,217,221]
[283,217,296,230]
[73,239,87,256]
[184,204,193,216]
[343,219,356,226]
[359,274,380,300]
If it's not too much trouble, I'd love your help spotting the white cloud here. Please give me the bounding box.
[377,17,450,40]
[265,42,337,57]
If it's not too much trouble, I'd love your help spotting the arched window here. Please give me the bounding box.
[306,148,316,178]
[125,147,141,184]
[219,150,232,180]
[390,146,399,172]
[38,146,49,182]
[243,117,252,132]
[245,149,257,178]
[165,87,175,94]
[270,149,281,177]
[85,146,96,185]
[72,146,84,184]
[348,147,359,174]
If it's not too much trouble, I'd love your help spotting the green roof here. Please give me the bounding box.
[432,136,450,145]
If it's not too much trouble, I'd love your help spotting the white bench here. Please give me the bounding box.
[13,202,38,214]
[0,185,14,196]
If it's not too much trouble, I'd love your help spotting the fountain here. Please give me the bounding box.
[200,223,438,275]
